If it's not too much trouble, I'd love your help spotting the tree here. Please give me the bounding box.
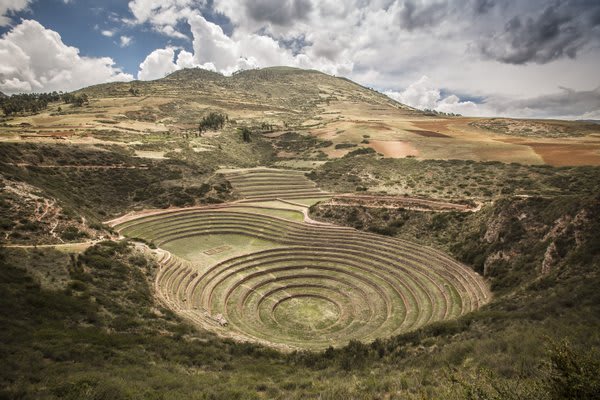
[72,94,89,107]
[0,92,61,115]
[198,112,227,136]
[240,127,252,142]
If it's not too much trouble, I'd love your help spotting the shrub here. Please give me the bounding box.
[334,143,357,149]
[198,112,227,133]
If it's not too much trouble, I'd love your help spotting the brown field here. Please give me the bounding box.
[368,140,419,157]
[306,107,600,165]
[498,138,600,166]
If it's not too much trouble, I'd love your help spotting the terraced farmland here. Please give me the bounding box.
[113,201,490,351]
[221,168,331,202]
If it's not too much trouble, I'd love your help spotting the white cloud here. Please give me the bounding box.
[384,76,600,120]
[384,76,479,115]
[137,44,218,80]
[0,19,133,94]
[138,47,179,81]
[101,30,114,37]
[0,0,31,26]
[119,35,132,47]
[137,12,353,79]
[127,0,201,38]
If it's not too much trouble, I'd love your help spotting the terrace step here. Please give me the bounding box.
[122,204,490,350]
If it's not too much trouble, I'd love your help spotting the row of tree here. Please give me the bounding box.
[422,108,462,117]
[0,92,89,116]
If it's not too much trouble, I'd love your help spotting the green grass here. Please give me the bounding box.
[163,233,282,265]
[272,296,341,332]
[227,206,305,221]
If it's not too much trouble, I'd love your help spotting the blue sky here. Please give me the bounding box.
[1,0,599,119]
[0,0,214,75]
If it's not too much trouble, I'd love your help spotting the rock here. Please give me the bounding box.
[214,313,228,326]
[541,242,558,275]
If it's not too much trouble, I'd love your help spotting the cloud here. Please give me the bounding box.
[137,45,215,80]
[126,0,201,38]
[479,1,600,64]
[119,35,132,47]
[137,12,352,78]
[242,0,312,26]
[0,19,132,94]
[138,47,179,80]
[384,76,478,115]
[396,0,451,31]
[213,0,313,30]
[101,29,115,37]
[485,86,600,119]
[136,14,296,76]
[0,0,31,26]
[385,76,600,120]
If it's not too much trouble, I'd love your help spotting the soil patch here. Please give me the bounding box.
[368,140,419,157]
[523,142,600,166]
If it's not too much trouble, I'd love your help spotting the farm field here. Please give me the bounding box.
[308,104,600,165]
[111,169,490,350]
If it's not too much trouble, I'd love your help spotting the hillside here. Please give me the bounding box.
[0,67,599,398]
[1,67,599,166]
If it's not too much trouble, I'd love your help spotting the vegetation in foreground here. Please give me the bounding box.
[1,235,599,399]
[2,168,600,398]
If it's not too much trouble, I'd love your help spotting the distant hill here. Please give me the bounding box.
[6,66,599,165]
[0,91,7,99]
[78,66,418,126]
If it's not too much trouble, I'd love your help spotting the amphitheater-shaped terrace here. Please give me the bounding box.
[110,169,490,351]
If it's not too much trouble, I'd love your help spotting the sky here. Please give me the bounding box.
[0,0,599,119]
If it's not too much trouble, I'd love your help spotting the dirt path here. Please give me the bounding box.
[331,194,482,212]
[7,163,149,170]
[3,240,97,252]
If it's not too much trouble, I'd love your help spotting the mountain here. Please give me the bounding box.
[79,66,417,127]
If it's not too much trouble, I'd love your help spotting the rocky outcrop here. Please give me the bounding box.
[541,242,559,275]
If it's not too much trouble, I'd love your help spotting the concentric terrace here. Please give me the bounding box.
[111,168,490,350]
